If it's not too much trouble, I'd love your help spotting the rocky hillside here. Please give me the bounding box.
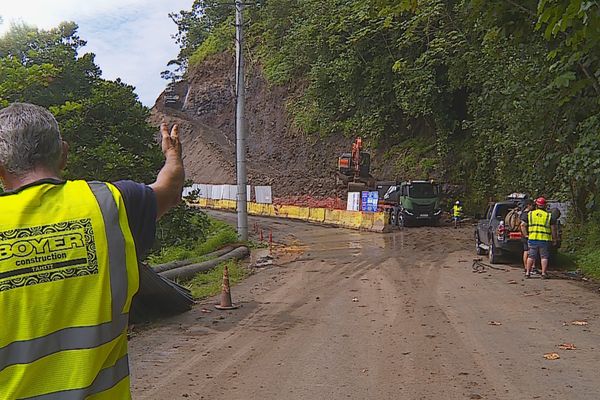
[152,53,365,199]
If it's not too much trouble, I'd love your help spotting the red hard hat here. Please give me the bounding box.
[535,197,547,207]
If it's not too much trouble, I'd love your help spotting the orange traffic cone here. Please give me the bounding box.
[215,264,239,310]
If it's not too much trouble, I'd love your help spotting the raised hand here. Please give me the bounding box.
[160,122,182,160]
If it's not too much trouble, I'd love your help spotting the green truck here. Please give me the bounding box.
[384,180,443,227]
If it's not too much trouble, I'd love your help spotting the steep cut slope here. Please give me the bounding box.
[151,53,354,198]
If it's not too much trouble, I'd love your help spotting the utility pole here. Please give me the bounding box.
[235,0,248,241]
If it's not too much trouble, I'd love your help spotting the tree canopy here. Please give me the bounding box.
[0,22,161,183]
[172,0,600,223]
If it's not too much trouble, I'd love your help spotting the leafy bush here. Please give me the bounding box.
[559,211,600,278]
[154,204,211,250]
[149,216,237,265]
[579,250,600,279]
[189,20,234,67]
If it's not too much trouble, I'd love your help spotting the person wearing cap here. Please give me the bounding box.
[452,200,463,229]
[521,197,558,279]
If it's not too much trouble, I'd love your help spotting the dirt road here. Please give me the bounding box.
[130,213,600,399]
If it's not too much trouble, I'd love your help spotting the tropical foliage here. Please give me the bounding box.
[0,22,161,182]
[172,0,599,268]
[172,1,599,210]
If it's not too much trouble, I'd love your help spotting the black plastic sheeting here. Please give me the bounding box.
[130,262,195,324]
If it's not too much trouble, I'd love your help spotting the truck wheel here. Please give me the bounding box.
[475,232,484,255]
[389,210,396,227]
[488,238,499,264]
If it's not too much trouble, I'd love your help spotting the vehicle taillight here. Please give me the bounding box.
[497,221,506,241]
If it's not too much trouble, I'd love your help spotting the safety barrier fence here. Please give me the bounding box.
[190,198,390,233]
[183,184,272,203]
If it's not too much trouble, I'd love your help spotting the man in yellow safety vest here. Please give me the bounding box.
[0,103,184,399]
[452,200,463,229]
[521,197,558,279]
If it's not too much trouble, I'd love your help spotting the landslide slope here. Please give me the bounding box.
[151,53,359,198]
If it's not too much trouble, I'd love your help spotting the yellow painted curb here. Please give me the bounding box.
[191,199,390,232]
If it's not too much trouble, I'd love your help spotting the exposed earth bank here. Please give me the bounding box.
[130,215,600,399]
[151,53,356,199]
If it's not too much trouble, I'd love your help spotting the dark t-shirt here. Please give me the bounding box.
[112,180,157,257]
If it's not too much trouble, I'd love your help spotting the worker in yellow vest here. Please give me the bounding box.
[452,200,463,229]
[0,103,184,399]
[521,197,558,279]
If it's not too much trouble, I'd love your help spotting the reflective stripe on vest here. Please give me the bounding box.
[89,182,129,318]
[528,209,552,241]
[22,354,130,400]
[0,181,137,399]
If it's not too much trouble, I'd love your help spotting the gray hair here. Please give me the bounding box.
[0,103,63,176]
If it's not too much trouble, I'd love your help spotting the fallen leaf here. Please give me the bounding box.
[200,308,212,314]
[543,352,560,360]
[558,343,577,350]
[571,320,588,326]
[488,321,502,326]
[361,368,368,373]
[352,297,359,302]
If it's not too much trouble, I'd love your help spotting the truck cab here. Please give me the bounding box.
[385,180,442,227]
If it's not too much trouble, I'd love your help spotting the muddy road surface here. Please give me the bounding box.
[130,213,600,399]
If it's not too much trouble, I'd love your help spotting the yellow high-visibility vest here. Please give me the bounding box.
[453,204,463,217]
[528,208,552,241]
[0,180,139,399]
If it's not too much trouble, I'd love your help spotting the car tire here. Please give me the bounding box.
[488,237,499,264]
[475,232,484,255]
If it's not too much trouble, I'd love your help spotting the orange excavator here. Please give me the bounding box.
[337,137,376,193]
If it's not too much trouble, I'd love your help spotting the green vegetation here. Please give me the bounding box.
[185,259,249,299]
[149,217,238,265]
[168,0,232,75]
[172,0,600,278]
[0,22,161,183]
[189,20,234,67]
[155,202,211,250]
[170,1,600,214]
[562,213,600,278]
[578,250,600,279]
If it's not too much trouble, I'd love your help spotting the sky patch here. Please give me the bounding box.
[0,0,193,105]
